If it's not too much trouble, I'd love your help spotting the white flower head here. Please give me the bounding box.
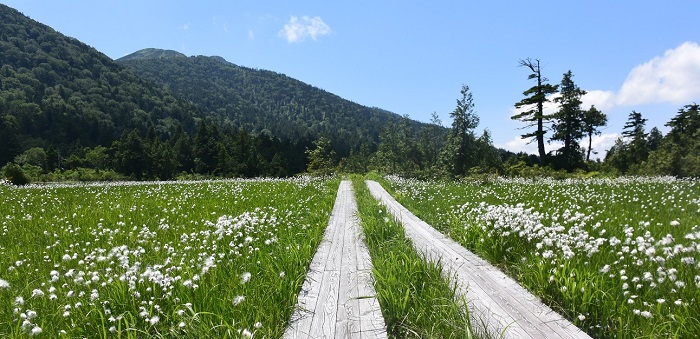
[0,278,9,289]
[30,326,42,336]
[240,272,251,284]
[232,295,245,305]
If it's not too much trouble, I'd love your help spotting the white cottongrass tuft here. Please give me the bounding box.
[0,278,9,289]
[240,272,251,284]
[30,326,42,336]
[232,295,245,305]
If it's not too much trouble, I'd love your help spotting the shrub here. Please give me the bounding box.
[2,162,30,185]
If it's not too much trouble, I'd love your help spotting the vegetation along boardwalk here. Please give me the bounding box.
[284,181,387,339]
[366,180,592,339]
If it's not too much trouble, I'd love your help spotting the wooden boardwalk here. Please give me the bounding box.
[284,181,387,339]
[366,180,592,339]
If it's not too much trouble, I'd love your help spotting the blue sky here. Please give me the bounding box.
[4,0,700,159]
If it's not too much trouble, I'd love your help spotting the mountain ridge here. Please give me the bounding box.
[117,48,187,61]
[117,49,426,155]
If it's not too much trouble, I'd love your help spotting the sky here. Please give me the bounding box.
[4,0,700,159]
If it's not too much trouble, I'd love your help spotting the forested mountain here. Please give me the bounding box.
[117,49,419,156]
[0,4,201,165]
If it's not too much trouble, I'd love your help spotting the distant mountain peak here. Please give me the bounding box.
[117,48,186,61]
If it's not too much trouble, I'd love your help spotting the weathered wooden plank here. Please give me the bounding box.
[336,190,361,338]
[366,180,591,339]
[284,181,387,339]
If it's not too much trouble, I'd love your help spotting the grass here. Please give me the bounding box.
[0,177,338,338]
[380,175,700,338]
[350,175,478,338]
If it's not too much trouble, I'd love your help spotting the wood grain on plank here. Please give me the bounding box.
[284,181,387,339]
[366,180,591,339]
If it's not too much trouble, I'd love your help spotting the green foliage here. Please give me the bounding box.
[1,162,29,185]
[352,176,476,338]
[639,104,700,177]
[14,147,47,170]
[0,5,199,163]
[0,178,339,337]
[582,105,607,162]
[305,136,337,174]
[440,85,501,178]
[551,71,586,171]
[387,176,700,338]
[513,58,559,161]
[117,50,429,157]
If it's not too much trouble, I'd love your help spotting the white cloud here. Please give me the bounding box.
[582,90,615,111]
[248,29,255,40]
[616,41,700,106]
[182,22,191,30]
[498,135,562,155]
[586,133,619,161]
[279,16,331,43]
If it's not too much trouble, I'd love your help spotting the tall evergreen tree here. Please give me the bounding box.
[305,137,337,174]
[646,127,663,152]
[441,84,480,177]
[622,111,649,166]
[112,129,148,179]
[582,105,607,162]
[419,112,446,174]
[513,58,559,163]
[662,103,700,176]
[551,71,586,171]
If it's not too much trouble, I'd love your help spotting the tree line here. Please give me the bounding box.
[508,58,698,177]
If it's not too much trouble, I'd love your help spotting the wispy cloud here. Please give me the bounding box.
[248,29,255,40]
[182,22,191,30]
[582,41,700,110]
[279,16,331,43]
[616,41,700,105]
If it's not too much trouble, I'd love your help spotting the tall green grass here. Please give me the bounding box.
[382,175,700,338]
[0,178,338,338]
[351,176,478,338]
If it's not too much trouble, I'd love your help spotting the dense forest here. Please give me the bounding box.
[117,49,419,156]
[1,3,698,184]
[0,4,436,183]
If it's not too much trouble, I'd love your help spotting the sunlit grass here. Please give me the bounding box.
[351,175,478,338]
[0,177,338,338]
[381,175,700,338]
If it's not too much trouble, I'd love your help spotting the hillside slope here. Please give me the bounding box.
[0,4,199,164]
[118,50,423,155]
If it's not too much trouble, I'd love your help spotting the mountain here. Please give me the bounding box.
[0,3,432,178]
[118,48,187,61]
[0,4,199,165]
[117,49,423,156]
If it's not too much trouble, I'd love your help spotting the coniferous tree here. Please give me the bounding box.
[306,137,337,174]
[112,129,148,179]
[375,121,401,174]
[582,105,608,162]
[647,127,663,152]
[652,103,700,176]
[513,58,559,163]
[419,112,446,175]
[551,71,586,171]
[441,84,480,177]
[622,111,649,167]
